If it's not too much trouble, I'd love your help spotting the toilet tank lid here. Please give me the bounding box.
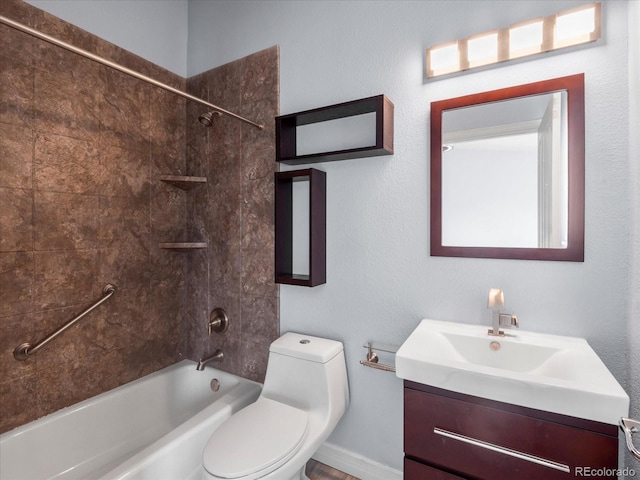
[270,332,343,363]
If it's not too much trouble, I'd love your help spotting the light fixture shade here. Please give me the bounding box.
[467,32,498,68]
[554,5,599,48]
[427,41,460,77]
[509,20,543,58]
[426,2,601,78]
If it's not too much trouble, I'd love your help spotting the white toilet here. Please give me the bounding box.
[202,332,349,480]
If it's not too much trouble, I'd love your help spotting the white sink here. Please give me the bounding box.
[396,319,629,425]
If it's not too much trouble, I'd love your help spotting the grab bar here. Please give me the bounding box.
[621,417,640,461]
[14,284,117,361]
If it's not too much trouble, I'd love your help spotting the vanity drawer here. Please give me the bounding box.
[404,458,465,480]
[405,458,466,479]
[404,388,618,480]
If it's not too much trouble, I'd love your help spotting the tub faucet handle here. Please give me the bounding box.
[208,308,229,335]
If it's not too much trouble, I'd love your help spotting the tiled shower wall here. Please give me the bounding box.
[0,0,279,433]
[183,47,280,382]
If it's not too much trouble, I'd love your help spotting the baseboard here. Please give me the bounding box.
[312,442,403,480]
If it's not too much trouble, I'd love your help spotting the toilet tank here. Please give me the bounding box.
[269,332,343,363]
[261,333,349,414]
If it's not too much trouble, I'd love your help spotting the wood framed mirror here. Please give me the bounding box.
[430,74,585,261]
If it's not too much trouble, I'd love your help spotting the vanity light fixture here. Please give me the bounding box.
[426,2,601,78]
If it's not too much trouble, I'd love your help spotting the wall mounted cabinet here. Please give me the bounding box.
[275,169,326,286]
[276,95,394,165]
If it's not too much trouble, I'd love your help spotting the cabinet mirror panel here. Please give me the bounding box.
[430,74,585,261]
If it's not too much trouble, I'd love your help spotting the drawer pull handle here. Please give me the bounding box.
[433,427,571,473]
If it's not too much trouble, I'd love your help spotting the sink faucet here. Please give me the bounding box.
[487,288,518,336]
[196,349,224,371]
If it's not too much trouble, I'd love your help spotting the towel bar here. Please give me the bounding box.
[360,341,397,373]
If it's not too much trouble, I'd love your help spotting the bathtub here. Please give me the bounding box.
[0,360,262,480]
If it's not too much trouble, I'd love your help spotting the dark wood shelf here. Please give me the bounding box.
[276,95,394,165]
[275,169,326,287]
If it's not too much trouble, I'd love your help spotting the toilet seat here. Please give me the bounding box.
[203,398,309,480]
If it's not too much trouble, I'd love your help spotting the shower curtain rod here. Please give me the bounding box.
[0,15,264,130]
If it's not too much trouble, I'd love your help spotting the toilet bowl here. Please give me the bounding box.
[202,332,349,480]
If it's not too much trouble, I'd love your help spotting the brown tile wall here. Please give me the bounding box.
[184,47,280,383]
[1,0,279,434]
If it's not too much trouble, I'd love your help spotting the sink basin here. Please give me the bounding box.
[396,319,629,425]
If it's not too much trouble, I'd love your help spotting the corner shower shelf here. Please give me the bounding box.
[275,168,326,287]
[275,94,394,165]
[159,242,208,250]
[159,175,207,190]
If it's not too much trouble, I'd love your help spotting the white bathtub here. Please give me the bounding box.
[0,360,262,480]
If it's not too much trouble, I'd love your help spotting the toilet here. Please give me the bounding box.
[202,332,349,480]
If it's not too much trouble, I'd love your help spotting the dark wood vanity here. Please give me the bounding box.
[404,380,619,479]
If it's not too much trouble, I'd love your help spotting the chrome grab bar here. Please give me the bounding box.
[621,417,640,461]
[14,284,117,361]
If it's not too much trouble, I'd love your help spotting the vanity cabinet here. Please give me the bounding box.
[404,381,619,480]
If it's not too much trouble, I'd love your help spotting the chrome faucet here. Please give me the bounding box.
[487,288,518,337]
[196,349,224,371]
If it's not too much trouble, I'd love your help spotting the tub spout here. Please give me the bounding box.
[197,349,224,371]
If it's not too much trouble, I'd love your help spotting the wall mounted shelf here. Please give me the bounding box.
[275,169,326,287]
[158,175,208,250]
[276,94,394,165]
[159,242,208,250]
[159,175,207,190]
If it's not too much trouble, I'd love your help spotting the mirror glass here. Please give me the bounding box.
[430,74,584,261]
